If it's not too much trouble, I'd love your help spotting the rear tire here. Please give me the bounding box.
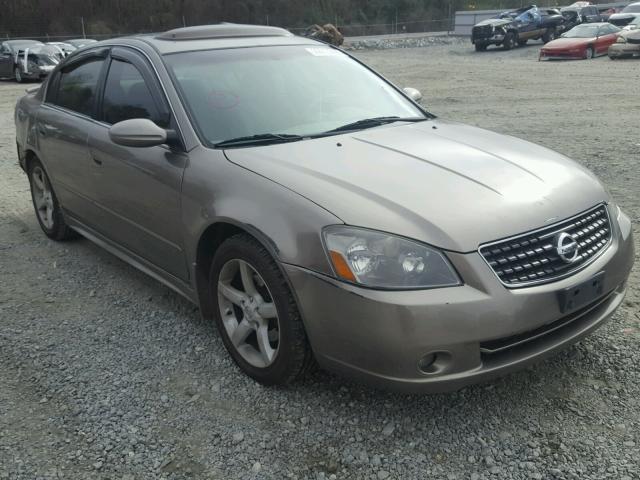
[474,43,488,52]
[27,158,77,241]
[503,32,516,50]
[542,28,557,44]
[209,234,313,386]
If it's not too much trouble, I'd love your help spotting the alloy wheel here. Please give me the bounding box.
[31,166,55,229]
[217,259,280,368]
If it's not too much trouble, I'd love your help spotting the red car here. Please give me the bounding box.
[539,22,621,59]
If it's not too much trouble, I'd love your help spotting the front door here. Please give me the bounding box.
[85,48,189,281]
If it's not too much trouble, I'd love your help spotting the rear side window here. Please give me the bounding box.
[54,59,104,116]
[102,59,160,125]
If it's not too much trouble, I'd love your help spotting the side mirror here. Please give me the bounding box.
[403,87,423,102]
[109,118,168,148]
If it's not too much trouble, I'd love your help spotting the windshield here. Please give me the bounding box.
[164,45,425,146]
[563,24,600,37]
[622,4,640,13]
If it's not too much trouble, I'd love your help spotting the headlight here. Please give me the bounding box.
[323,226,461,289]
[617,36,627,43]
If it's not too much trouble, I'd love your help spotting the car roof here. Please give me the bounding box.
[5,39,43,46]
[130,24,322,54]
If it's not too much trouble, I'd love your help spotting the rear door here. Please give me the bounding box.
[37,50,108,220]
[85,47,189,281]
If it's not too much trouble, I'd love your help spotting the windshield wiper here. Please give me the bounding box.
[214,133,304,148]
[322,116,428,135]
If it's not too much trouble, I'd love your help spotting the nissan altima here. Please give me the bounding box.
[15,24,634,392]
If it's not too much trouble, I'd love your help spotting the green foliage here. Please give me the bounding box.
[0,0,559,38]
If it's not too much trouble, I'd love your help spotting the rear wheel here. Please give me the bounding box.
[14,67,23,83]
[503,32,516,50]
[542,28,557,43]
[28,158,77,240]
[210,234,313,385]
[474,43,488,52]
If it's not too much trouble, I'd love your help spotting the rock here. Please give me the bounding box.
[377,471,390,480]
[382,423,395,436]
[232,432,244,444]
[252,462,261,473]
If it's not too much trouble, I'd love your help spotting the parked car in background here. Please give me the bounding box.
[560,3,603,32]
[0,40,41,80]
[472,5,559,51]
[47,42,77,57]
[0,40,60,82]
[608,2,640,27]
[14,24,634,392]
[621,16,640,30]
[608,28,640,58]
[539,22,620,60]
[66,38,98,48]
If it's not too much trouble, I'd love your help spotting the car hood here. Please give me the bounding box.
[475,18,513,27]
[224,120,608,252]
[543,37,593,48]
[609,12,638,20]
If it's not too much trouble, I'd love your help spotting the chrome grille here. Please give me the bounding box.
[472,25,493,40]
[479,204,612,287]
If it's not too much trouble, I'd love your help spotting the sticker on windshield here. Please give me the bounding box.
[305,47,340,56]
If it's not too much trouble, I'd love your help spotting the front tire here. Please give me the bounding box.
[27,158,77,240]
[210,234,313,386]
[503,32,516,50]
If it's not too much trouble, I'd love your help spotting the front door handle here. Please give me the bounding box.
[92,156,103,165]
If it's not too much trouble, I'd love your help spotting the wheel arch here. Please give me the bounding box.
[194,219,291,322]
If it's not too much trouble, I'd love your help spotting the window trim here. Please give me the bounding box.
[44,48,109,119]
[97,49,169,127]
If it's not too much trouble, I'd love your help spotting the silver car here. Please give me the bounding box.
[15,24,634,392]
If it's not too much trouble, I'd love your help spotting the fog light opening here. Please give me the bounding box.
[417,351,452,375]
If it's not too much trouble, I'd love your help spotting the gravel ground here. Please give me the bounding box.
[1,39,639,480]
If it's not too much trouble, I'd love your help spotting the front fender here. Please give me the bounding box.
[181,147,342,285]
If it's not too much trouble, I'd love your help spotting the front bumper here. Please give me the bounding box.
[608,43,640,57]
[472,35,505,46]
[286,205,634,393]
[539,50,585,60]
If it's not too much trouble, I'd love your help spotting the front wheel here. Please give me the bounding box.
[210,234,313,385]
[503,32,516,50]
